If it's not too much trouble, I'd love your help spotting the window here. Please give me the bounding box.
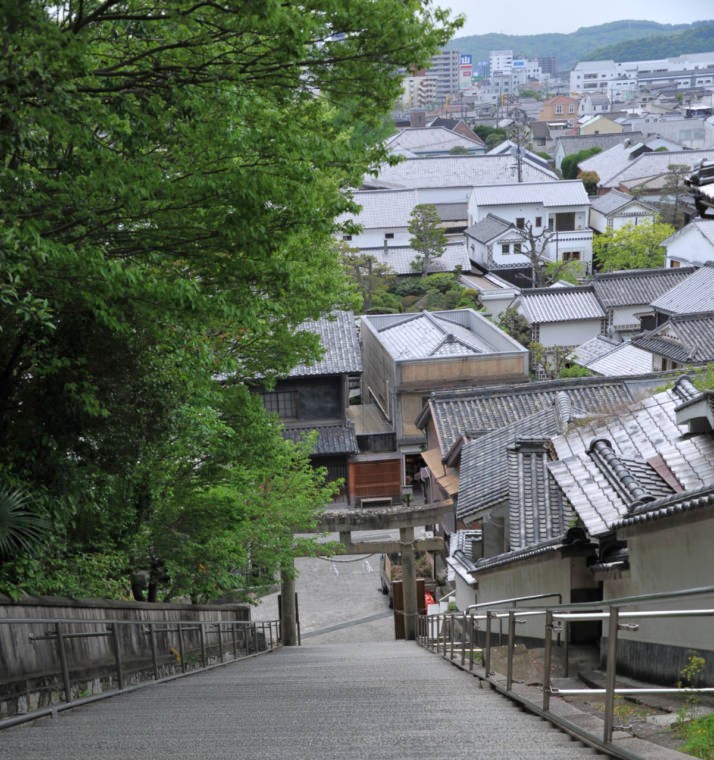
[516,217,525,229]
[513,243,522,254]
[384,232,394,240]
[562,251,580,262]
[568,104,575,113]
[555,103,563,114]
[535,216,542,227]
[263,391,299,418]
[342,234,352,241]
[552,212,575,231]
[501,243,510,254]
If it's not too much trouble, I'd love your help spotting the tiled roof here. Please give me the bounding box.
[589,189,654,215]
[613,483,714,529]
[507,440,572,551]
[650,264,714,315]
[356,241,471,276]
[554,132,644,159]
[421,374,650,458]
[606,149,714,189]
[631,313,714,364]
[282,421,359,456]
[516,286,605,324]
[548,379,714,536]
[337,188,420,229]
[363,154,558,190]
[570,335,621,366]
[592,267,697,309]
[290,311,362,377]
[472,537,565,572]
[370,311,493,360]
[456,406,561,520]
[465,213,512,243]
[387,127,484,153]
[586,342,654,377]
[471,180,590,208]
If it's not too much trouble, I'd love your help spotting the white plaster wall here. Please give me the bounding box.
[346,227,411,248]
[665,229,714,267]
[475,557,573,641]
[538,319,603,348]
[607,518,714,652]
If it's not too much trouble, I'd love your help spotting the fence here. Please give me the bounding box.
[0,613,280,729]
[417,585,714,758]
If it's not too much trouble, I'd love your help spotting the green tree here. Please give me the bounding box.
[660,164,691,228]
[579,170,600,195]
[0,1,461,599]
[561,147,602,179]
[408,204,448,275]
[593,222,675,271]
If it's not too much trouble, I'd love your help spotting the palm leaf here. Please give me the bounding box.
[0,486,49,558]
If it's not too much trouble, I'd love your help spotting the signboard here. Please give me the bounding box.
[459,54,472,90]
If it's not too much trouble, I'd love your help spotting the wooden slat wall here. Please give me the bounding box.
[348,459,402,503]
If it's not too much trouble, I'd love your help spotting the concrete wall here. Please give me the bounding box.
[605,513,714,682]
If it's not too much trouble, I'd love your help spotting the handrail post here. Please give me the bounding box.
[469,614,475,672]
[231,621,238,657]
[217,621,224,662]
[543,610,553,712]
[149,622,159,680]
[442,615,447,657]
[485,611,493,676]
[449,614,455,660]
[604,607,620,743]
[110,623,124,690]
[506,610,515,691]
[199,622,207,667]
[461,611,467,667]
[177,622,186,672]
[55,622,72,703]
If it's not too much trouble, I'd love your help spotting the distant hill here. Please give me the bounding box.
[587,21,714,62]
[448,20,713,73]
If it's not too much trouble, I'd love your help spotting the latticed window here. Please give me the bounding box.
[263,390,298,418]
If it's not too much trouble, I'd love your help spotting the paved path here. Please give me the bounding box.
[1,642,602,760]
[1,540,604,759]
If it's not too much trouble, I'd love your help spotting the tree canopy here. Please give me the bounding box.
[593,222,675,272]
[408,204,448,275]
[0,1,460,601]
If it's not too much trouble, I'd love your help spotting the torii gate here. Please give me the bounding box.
[281,501,451,644]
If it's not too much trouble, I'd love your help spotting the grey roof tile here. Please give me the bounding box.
[471,180,590,208]
[355,241,470,276]
[517,286,606,323]
[592,267,697,309]
[290,310,362,377]
[650,264,714,315]
[631,312,714,364]
[283,421,359,456]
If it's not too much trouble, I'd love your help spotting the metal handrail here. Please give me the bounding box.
[417,585,714,757]
[0,615,280,730]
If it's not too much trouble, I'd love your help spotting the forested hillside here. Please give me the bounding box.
[587,21,714,62]
[449,20,712,71]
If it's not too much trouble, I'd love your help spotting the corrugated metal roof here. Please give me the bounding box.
[650,264,714,315]
[363,154,557,190]
[517,286,605,323]
[289,310,362,377]
[592,267,697,309]
[471,180,590,208]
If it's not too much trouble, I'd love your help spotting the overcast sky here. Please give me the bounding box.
[446,0,713,38]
